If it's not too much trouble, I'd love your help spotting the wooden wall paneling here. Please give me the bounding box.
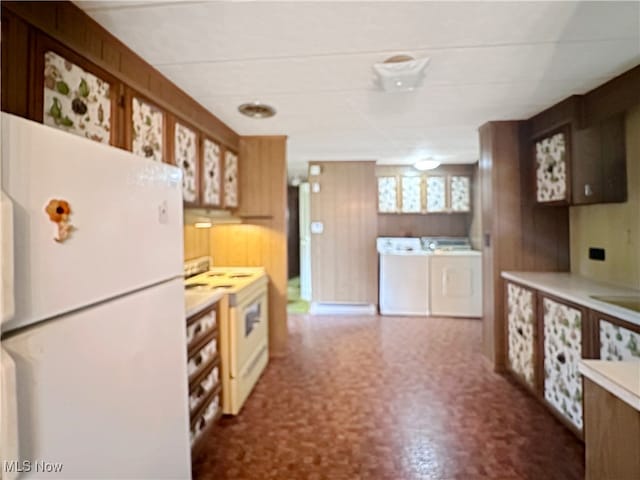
[479,121,524,371]
[2,1,240,151]
[529,95,583,139]
[377,213,470,237]
[209,136,288,357]
[584,64,640,123]
[183,225,210,261]
[310,161,378,304]
[479,123,496,365]
[1,9,31,117]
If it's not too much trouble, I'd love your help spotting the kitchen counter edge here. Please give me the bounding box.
[185,290,225,318]
[501,271,640,327]
[579,360,640,412]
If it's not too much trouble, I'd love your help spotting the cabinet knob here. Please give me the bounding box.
[556,353,566,364]
[516,327,524,337]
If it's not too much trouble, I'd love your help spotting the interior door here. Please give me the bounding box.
[299,183,312,301]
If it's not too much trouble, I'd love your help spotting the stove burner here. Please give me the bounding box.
[185,283,209,289]
[212,284,234,289]
[207,273,226,277]
[229,273,252,278]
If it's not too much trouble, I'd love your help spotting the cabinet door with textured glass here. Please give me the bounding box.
[223,150,239,208]
[425,176,447,212]
[449,175,471,212]
[43,50,113,144]
[535,127,570,204]
[599,317,640,361]
[131,95,164,162]
[173,122,199,204]
[506,282,536,389]
[400,176,422,213]
[377,177,398,213]
[201,138,222,208]
[542,296,583,432]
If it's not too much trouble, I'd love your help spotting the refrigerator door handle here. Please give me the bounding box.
[1,348,20,479]
[1,191,15,324]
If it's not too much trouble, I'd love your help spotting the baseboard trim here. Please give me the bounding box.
[309,302,377,315]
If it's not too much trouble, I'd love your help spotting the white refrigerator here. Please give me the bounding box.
[0,113,191,479]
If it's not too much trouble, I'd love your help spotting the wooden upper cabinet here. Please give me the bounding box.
[534,126,571,205]
[400,176,422,213]
[32,33,122,147]
[377,176,398,213]
[170,117,200,206]
[449,175,471,212]
[572,114,627,205]
[223,150,239,209]
[201,138,223,208]
[125,89,165,162]
[425,175,447,212]
[533,114,626,206]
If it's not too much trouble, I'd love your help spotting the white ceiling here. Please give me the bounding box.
[77,1,640,177]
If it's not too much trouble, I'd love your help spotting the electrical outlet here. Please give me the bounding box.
[589,247,605,261]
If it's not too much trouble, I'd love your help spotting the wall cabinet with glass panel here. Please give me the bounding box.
[377,173,471,214]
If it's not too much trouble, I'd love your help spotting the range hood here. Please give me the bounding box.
[183,208,242,228]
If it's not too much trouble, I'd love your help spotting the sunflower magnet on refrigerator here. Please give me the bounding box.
[45,199,76,243]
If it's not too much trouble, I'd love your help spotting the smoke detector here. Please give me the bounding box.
[373,54,430,92]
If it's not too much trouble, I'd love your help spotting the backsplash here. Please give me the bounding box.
[569,105,640,289]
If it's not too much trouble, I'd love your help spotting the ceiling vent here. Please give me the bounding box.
[373,55,430,93]
[238,102,276,118]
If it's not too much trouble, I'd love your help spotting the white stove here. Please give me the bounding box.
[183,258,269,415]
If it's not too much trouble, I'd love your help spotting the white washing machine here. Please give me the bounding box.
[378,237,430,316]
[429,250,482,318]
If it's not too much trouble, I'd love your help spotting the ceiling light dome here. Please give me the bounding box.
[414,159,441,171]
[238,102,276,118]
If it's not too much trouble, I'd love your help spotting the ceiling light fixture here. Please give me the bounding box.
[238,101,276,119]
[414,159,441,171]
[373,54,430,93]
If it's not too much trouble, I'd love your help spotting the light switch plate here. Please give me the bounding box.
[309,165,321,176]
[311,222,324,234]
[312,182,321,193]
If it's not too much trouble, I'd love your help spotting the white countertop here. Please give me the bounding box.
[501,271,640,327]
[185,289,225,318]
[579,360,640,411]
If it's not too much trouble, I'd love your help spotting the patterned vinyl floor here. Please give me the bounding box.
[193,315,584,480]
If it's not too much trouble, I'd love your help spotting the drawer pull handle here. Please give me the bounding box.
[195,354,203,366]
[516,327,524,337]
[194,325,202,336]
[556,353,566,364]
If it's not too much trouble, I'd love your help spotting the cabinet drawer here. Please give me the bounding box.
[186,310,217,350]
[189,364,220,413]
[542,296,584,432]
[506,282,536,389]
[187,337,218,377]
[190,394,221,446]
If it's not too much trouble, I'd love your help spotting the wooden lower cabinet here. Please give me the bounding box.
[504,281,640,441]
[541,295,585,434]
[584,378,640,480]
[186,302,223,454]
[505,282,537,390]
